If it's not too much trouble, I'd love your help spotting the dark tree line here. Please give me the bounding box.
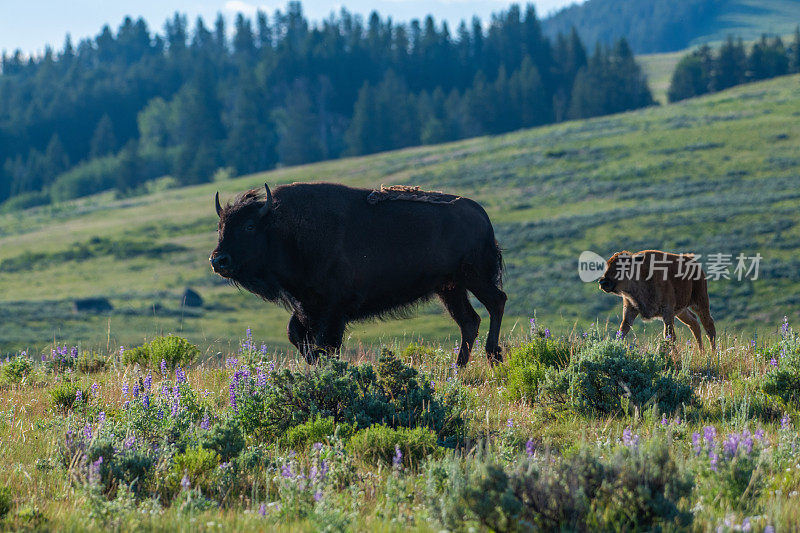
[668,32,800,103]
[543,0,723,54]
[0,2,654,207]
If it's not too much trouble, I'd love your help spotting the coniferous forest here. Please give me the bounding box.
[0,2,654,208]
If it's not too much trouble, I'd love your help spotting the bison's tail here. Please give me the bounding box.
[486,237,505,289]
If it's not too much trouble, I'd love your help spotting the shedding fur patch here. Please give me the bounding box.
[366,185,460,205]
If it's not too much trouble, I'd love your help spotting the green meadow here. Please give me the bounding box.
[1,74,800,354]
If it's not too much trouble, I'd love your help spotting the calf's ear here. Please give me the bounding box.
[259,183,273,217]
[215,191,222,217]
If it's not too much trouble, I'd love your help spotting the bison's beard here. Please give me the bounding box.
[231,274,292,308]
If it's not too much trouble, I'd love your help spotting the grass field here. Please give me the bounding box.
[1,74,800,356]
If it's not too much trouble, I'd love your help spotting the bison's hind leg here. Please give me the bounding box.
[464,277,507,365]
[676,309,704,353]
[692,303,717,352]
[438,284,480,367]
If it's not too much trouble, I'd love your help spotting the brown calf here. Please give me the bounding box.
[598,250,716,351]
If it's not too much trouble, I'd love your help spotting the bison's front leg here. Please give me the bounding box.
[287,313,314,361]
[307,311,346,364]
[662,311,676,344]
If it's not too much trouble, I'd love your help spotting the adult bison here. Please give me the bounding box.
[598,250,716,351]
[210,183,506,366]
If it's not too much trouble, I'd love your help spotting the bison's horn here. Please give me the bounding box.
[215,191,222,217]
[259,183,273,217]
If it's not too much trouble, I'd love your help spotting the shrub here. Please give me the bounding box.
[122,336,199,369]
[49,382,90,411]
[168,446,221,497]
[281,415,355,450]
[505,338,571,402]
[0,485,12,519]
[347,425,438,466]
[86,440,155,497]
[541,340,693,414]
[232,349,461,442]
[198,417,245,462]
[76,352,108,374]
[0,357,32,384]
[762,319,800,404]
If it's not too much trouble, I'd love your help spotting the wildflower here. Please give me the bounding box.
[144,373,152,390]
[71,347,79,358]
[430,380,435,389]
[229,382,238,413]
[83,423,92,440]
[246,328,252,338]
[281,463,293,479]
[121,382,129,399]
[312,442,323,452]
[260,344,268,355]
[526,439,535,457]
[160,359,167,376]
[616,330,623,339]
[257,368,267,388]
[692,432,702,454]
[703,425,716,446]
[90,382,99,396]
[780,316,790,337]
[175,366,186,384]
[506,418,514,428]
[200,414,210,430]
[132,383,140,399]
[622,427,639,448]
[89,456,103,484]
[709,450,718,471]
[157,409,164,420]
[142,394,150,409]
[393,445,403,468]
[765,526,775,533]
[661,414,668,426]
[119,346,124,358]
[781,414,791,429]
[181,474,191,491]
[544,328,551,338]
[171,399,179,417]
[259,503,266,517]
[770,357,778,368]
[98,412,106,425]
[75,389,83,404]
[314,491,323,502]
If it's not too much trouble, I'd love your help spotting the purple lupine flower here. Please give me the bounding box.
[257,368,267,388]
[160,359,167,376]
[780,316,790,337]
[661,414,668,426]
[526,439,535,457]
[83,423,92,440]
[142,394,150,409]
[754,429,765,441]
[430,380,435,389]
[281,463,293,479]
[98,411,106,425]
[119,346,124,358]
[506,418,514,428]
[124,435,136,448]
[90,382,99,396]
[171,399,179,417]
[226,357,238,369]
[121,382,129,398]
[229,382,237,413]
[314,491,323,502]
[723,433,740,456]
[692,432,702,455]
[709,450,719,471]
[246,328,252,338]
[259,503,266,517]
[393,445,403,468]
[89,456,103,484]
[132,383,140,399]
[616,330,623,339]
[766,526,775,533]
[770,357,778,368]
[544,328,551,338]
[175,366,186,383]
[157,409,164,420]
[260,344,268,355]
[703,426,716,445]
[312,442,323,452]
[181,475,191,491]
[781,414,791,429]
[200,414,210,430]
[622,427,639,447]
[144,373,152,391]
[320,459,329,477]
[75,389,83,404]
[71,347,79,358]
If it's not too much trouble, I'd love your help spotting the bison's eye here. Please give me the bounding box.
[245,223,256,232]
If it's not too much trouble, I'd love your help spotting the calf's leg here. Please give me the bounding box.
[464,278,506,365]
[618,302,639,339]
[676,309,704,352]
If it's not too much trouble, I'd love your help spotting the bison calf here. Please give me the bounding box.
[598,250,716,351]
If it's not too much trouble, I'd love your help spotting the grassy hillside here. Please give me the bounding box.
[2,74,800,353]
[699,0,800,46]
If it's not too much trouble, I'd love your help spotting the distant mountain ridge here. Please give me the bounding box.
[543,0,800,54]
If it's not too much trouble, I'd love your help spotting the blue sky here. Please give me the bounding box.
[1,0,582,56]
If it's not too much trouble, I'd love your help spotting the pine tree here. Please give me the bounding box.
[275,81,324,165]
[714,37,747,90]
[89,114,118,158]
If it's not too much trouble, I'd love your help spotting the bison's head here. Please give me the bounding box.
[210,183,274,280]
[598,251,634,294]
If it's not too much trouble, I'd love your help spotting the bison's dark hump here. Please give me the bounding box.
[366,185,460,205]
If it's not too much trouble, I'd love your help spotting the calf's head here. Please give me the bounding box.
[210,183,274,279]
[598,251,634,294]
